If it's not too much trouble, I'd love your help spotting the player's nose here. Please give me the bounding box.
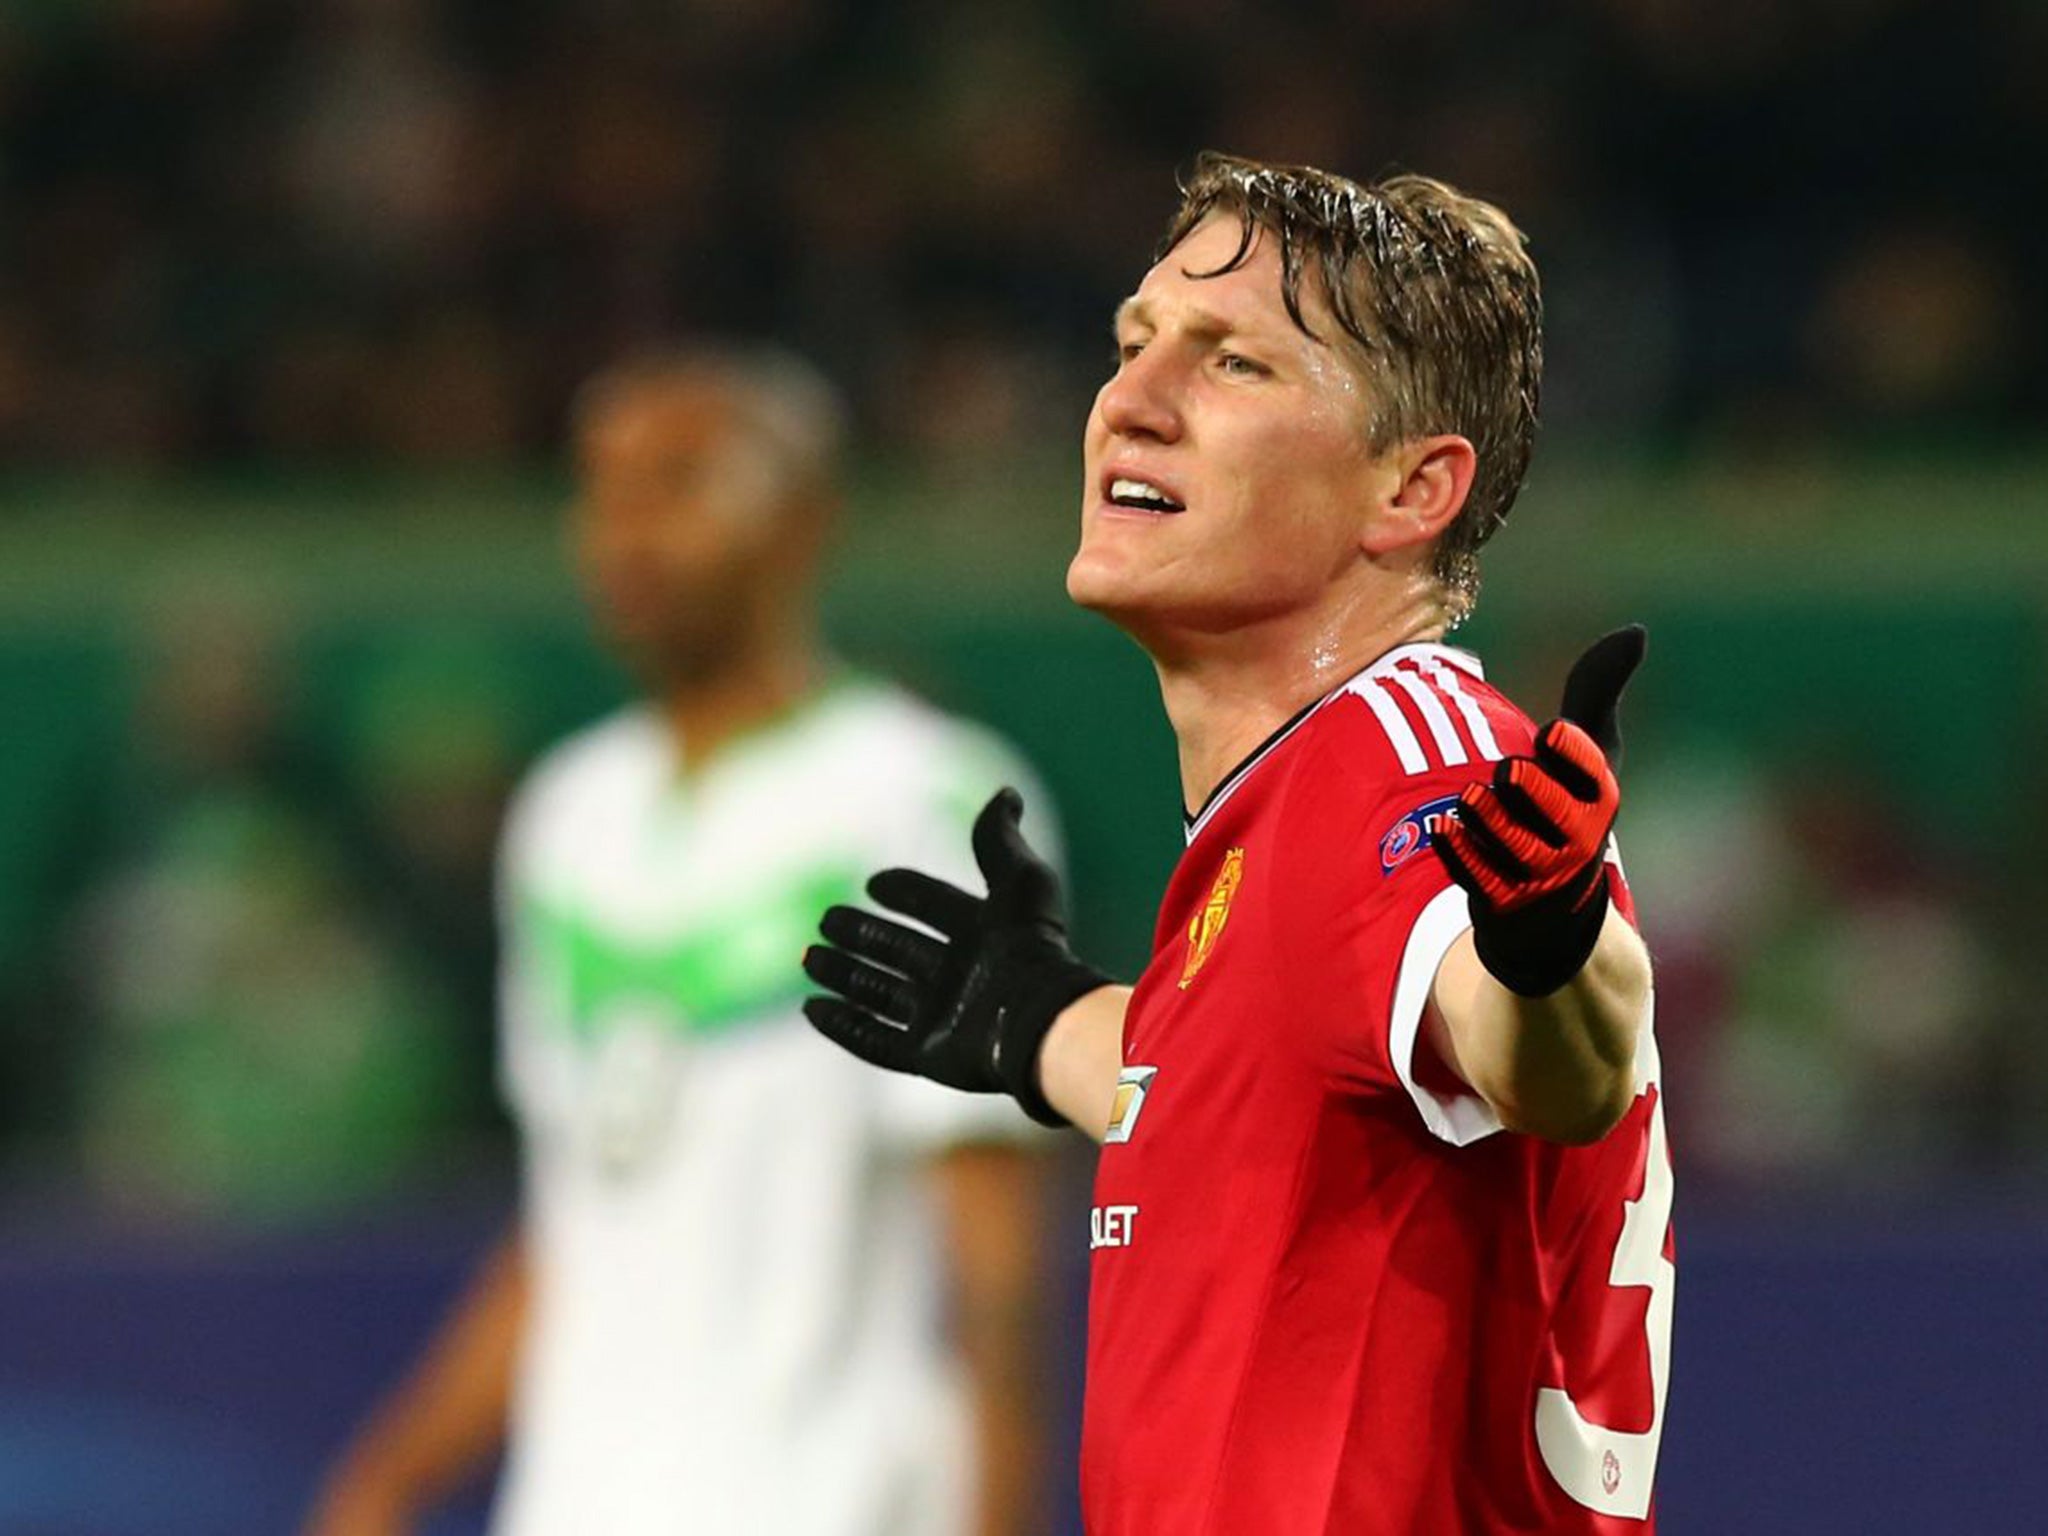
[1095,351,1183,444]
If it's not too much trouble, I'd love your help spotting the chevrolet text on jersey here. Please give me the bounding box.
[1090,1204,1140,1250]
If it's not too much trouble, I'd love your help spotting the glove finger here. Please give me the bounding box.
[1532,719,1607,804]
[971,787,1060,918]
[1458,786,1549,879]
[819,904,949,982]
[1494,761,1570,850]
[867,868,981,943]
[1432,823,1492,901]
[1556,624,1646,768]
[1466,794,1556,876]
[802,944,921,1022]
[1436,816,1525,910]
[802,995,917,1074]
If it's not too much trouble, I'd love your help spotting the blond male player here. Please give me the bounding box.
[804,156,1672,1534]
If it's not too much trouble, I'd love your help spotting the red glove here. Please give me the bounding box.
[1434,627,1643,996]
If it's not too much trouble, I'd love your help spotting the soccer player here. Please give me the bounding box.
[802,155,1672,1533]
[304,349,1056,1536]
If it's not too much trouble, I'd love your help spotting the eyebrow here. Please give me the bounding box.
[1109,297,1151,342]
[1113,295,1245,339]
[1111,294,1323,352]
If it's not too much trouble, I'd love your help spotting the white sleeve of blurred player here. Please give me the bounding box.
[490,716,614,1135]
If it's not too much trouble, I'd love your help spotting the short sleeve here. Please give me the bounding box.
[492,746,574,1128]
[1280,691,1532,1148]
[1384,881,1501,1146]
[487,733,593,1130]
[1391,833,1639,1144]
[485,713,654,1136]
[1340,765,1506,1147]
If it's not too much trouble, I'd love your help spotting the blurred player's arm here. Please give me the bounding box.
[933,1143,1056,1536]
[301,1229,527,1536]
[1429,627,1653,1144]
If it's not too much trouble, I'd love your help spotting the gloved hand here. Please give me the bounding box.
[802,787,1110,1127]
[1434,625,1646,997]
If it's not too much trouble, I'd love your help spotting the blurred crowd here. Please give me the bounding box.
[2,0,2042,470]
[1626,748,2042,1198]
[0,594,537,1228]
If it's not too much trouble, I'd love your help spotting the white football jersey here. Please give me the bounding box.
[491,675,1053,1536]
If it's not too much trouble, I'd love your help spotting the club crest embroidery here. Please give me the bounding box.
[1180,846,1245,989]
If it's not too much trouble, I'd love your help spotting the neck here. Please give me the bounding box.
[661,629,821,774]
[1153,588,1449,814]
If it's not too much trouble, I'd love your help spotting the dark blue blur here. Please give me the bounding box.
[1,1198,2043,1534]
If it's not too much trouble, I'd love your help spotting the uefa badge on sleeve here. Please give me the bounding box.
[1379,794,1463,877]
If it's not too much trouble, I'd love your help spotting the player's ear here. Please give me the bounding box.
[1359,434,1475,557]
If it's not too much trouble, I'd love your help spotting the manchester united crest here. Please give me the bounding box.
[1180,846,1245,989]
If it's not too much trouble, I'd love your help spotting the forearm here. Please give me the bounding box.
[1037,984,1130,1141]
[933,1146,1051,1536]
[1430,902,1651,1144]
[967,1356,1045,1536]
[308,1231,528,1527]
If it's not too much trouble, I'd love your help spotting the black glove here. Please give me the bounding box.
[1434,625,1646,997]
[802,787,1110,1127]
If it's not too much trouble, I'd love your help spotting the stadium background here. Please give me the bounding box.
[2,1,2044,1531]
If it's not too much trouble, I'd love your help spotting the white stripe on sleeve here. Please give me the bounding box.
[1385,664,1469,767]
[1418,656,1502,762]
[1357,678,1429,774]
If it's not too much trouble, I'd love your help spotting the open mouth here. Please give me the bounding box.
[1105,475,1186,513]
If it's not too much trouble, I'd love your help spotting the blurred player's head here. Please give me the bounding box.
[571,346,848,690]
[1070,152,1540,646]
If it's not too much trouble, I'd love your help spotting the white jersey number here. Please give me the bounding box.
[1534,1026,1674,1519]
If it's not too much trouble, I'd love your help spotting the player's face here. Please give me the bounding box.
[1070,215,1386,640]
[572,382,789,685]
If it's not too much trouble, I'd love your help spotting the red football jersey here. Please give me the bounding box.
[1082,643,1673,1536]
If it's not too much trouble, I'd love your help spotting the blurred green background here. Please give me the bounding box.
[6,449,2047,1220]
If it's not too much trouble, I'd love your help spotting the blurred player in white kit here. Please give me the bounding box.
[304,347,1057,1536]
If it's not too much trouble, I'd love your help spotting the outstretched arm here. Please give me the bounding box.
[301,1230,527,1536]
[1037,984,1132,1142]
[1429,627,1655,1144]
[803,788,1116,1131]
[1429,907,1650,1143]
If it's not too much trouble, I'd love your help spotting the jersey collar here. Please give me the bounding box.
[1180,642,1485,846]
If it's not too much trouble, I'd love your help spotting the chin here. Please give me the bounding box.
[1069,559,1180,648]
[603,617,736,691]
[1065,549,1130,615]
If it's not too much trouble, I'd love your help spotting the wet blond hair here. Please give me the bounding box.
[1161,153,1543,623]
